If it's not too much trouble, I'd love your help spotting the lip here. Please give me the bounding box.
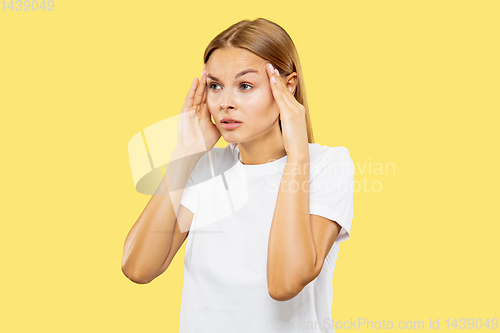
[221,122,242,130]
[220,117,242,123]
[220,118,243,130]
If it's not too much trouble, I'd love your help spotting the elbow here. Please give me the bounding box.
[268,280,304,302]
[121,265,153,284]
[268,270,320,301]
[268,288,297,302]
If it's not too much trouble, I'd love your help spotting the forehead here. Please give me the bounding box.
[207,47,267,72]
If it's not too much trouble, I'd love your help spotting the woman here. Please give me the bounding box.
[122,18,355,333]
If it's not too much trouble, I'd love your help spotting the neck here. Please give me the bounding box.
[237,122,286,165]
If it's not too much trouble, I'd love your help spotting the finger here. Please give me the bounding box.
[192,67,207,109]
[266,63,282,101]
[270,81,290,114]
[265,63,275,82]
[271,68,302,111]
[202,83,208,105]
[267,66,292,111]
[266,64,297,114]
[197,85,207,114]
[272,68,290,95]
[200,97,210,119]
[183,77,199,110]
[267,64,288,98]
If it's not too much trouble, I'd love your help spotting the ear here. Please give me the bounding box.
[285,72,298,95]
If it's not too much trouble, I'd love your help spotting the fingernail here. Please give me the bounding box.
[271,76,276,84]
[274,69,279,76]
[268,64,274,73]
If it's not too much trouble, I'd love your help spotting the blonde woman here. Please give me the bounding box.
[122,18,355,333]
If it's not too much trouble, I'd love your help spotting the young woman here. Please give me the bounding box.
[122,18,355,333]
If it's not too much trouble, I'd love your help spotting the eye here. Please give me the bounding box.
[208,83,221,91]
[240,83,253,90]
[208,82,253,91]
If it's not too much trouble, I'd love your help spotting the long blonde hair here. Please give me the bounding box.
[203,18,315,143]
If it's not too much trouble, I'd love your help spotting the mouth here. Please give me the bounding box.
[221,122,243,130]
[221,118,242,123]
[220,118,243,130]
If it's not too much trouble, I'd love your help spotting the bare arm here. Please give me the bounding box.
[122,65,221,284]
[121,148,202,284]
[267,154,341,301]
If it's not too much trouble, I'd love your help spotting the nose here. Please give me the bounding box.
[219,88,236,111]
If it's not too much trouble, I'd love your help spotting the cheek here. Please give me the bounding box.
[257,92,278,117]
[248,89,275,112]
[206,96,218,114]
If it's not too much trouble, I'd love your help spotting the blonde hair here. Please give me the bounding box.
[203,18,315,143]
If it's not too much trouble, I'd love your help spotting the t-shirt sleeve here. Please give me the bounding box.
[309,147,355,243]
[180,174,198,215]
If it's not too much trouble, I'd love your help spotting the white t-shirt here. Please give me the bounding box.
[178,142,354,333]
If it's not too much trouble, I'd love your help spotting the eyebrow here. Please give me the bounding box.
[207,69,259,82]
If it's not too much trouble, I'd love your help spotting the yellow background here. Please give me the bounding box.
[1,0,498,332]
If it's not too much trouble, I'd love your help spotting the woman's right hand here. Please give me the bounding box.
[176,64,221,153]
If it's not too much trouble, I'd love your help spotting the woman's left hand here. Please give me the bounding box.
[266,63,309,160]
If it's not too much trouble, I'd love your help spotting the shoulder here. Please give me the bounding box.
[189,144,238,182]
[308,143,353,169]
[308,143,354,183]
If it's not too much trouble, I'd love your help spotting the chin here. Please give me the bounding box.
[222,135,240,144]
